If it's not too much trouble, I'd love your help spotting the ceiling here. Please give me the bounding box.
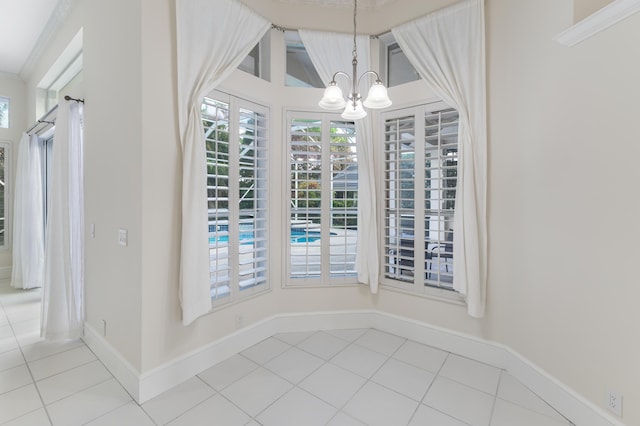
[0,0,60,76]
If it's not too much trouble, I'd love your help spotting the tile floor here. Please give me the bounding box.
[0,282,576,425]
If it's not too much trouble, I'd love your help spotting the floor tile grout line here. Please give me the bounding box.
[9,316,55,426]
[486,369,503,426]
[20,340,85,364]
[30,355,98,384]
[0,384,51,425]
[493,395,573,425]
[23,340,91,365]
[0,348,26,374]
[217,388,260,424]
[77,397,142,426]
[235,334,369,423]
[41,374,113,407]
[261,347,328,388]
[409,350,451,424]
[74,337,154,426]
[145,378,218,426]
[420,352,498,426]
[496,370,574,424]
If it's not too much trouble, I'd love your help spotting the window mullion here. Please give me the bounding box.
[320,114,331,280]
[228,102,240,302]
[414,108,426,289]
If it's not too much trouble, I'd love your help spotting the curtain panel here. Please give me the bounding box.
[299,30,380,292]
[41,101,85,340]
[11,133,45,290]
[392,0,488,317]
[176,0,270,325]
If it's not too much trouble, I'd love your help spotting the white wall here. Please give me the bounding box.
[24,0,145,370]
[83,0,144,370]
[487,0,640,423]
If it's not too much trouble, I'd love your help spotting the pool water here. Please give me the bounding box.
[209,229,331,245]
[290,229,322,243]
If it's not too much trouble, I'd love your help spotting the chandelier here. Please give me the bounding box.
[318,0,391,120]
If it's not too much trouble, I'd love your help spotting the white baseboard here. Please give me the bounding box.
[0,266,12,280]
[83,322,142,401]
[84,310,624,426]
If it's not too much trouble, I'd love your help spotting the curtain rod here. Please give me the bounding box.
[64,95,84,103]
[25,96,84,134]
[26,105,59,135]
[271,23,390,39]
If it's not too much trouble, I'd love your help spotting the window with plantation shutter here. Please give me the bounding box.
[287,112,358,284]
[201,93,269,307]
[382,103,460,298]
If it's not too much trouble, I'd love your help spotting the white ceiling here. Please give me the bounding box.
[0,0,59,76]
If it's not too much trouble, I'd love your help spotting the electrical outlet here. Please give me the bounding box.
[606,389,622,417]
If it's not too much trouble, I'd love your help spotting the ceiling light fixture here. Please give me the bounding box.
[318,0,391,120]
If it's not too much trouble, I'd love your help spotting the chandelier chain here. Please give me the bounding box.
[352,0,358,62]
[318,0,391,118]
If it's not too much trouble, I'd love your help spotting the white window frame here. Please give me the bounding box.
[285,110,359,287]
[202,91,270,309]
[379,101,463,303]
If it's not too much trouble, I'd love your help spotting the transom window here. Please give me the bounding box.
[379,34,420,87]
[382,103,459,297]
[202,93,269,307]
[285,31,324,88]
[237,33,271,81]
[287,112,358,284]
[0,97,9,128]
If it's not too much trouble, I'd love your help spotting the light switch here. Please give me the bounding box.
[118,228,128,247]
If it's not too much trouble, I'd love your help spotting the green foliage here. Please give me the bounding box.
[0,101,7,127]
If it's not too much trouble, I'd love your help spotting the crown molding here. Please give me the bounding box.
[554,0,640,47]
[19,0,78,81]
[0,71,22,82]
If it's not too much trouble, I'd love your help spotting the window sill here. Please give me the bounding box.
[379,280,465,306]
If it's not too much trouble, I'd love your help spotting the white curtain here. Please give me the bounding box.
[392,0,487,317]
[11,133,44,290]
[41,101,84,340]
[299,30,380,292]
[176,0,270,325]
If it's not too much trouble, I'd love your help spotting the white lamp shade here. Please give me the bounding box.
[319,84,346,110]
[363,81,392,109]
[341,99,367,120]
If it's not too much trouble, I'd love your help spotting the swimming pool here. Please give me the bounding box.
[209,229,333,245]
